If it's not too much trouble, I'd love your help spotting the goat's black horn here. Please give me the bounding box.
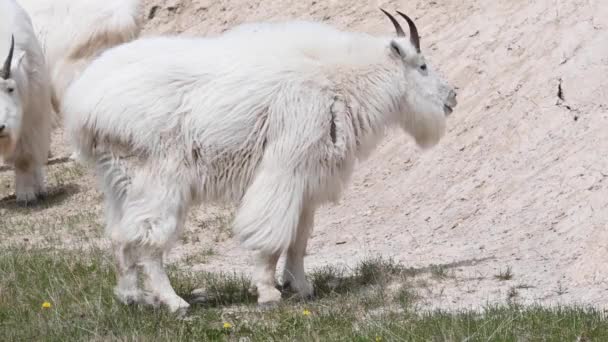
[2,35,15,80]
[380,8,405,37]
[396,11,421,53]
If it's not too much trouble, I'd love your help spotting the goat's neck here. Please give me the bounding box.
[334,64,402,159]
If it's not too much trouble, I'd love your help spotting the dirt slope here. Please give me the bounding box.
[2,0,607,311]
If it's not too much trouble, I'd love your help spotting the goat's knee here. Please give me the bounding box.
[112,210,181,252]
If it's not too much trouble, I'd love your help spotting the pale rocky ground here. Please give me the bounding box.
[1,0,608,312]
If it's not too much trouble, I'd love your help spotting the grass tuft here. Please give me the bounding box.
[495,266,514,281]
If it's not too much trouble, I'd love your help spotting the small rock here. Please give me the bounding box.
[148,5,160,19]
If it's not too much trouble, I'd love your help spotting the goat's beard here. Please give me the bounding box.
[401,108,446,149]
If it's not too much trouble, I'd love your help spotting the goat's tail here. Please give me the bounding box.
[233,165,306,255]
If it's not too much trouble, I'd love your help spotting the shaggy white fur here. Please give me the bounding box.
[0,0,53,203]
[17,0,142,114]
[63,11,458,313]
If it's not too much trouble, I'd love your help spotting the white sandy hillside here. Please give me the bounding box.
[1,0,603,312]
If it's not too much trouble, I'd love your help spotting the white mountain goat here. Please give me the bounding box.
[63,10,458,313]
[17,0,143,161]
[0,0,53,203]
[17,0,143,115]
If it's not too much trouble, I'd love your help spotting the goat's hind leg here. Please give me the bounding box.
[282,205,315,300]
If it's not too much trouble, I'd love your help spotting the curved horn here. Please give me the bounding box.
[396,11,421,53]
[1,35,15,80]
[380,8,405,37]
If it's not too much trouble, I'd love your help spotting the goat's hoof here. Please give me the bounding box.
[16,193,38,206]
[15,200,35,207]
[141,293,161,308]
[114,288,143,306]
[302,292,316,301]
[174,307,190,319]
[35,191,48,201]
[290,288,315,302]
[257,286,282,306]
[166,296,190,314]
[124,298,138,306]
[280,280,315,301]
[279,281,292,293]
[299,284,315,301]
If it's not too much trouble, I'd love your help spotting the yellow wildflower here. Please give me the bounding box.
[375,337,382,342]
[41,301,52,309]
[223,322,232,329]
[302,309,311,316]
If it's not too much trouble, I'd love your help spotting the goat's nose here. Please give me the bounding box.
[0,124,5,133]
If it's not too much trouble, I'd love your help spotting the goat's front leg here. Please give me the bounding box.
[250,250,282,305]
[113,243,142,305]
[117,169,191,314]
[14,157,46,203]
[141,255,190,313]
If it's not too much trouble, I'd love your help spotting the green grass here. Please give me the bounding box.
[0,249,607,341]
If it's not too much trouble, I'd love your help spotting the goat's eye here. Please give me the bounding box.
[420,64,427,71]
[7,87,14,94]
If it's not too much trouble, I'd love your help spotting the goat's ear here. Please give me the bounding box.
[389,40,406,59]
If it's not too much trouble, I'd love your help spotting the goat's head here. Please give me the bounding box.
[0,35,23,156]
[381,9,457,148]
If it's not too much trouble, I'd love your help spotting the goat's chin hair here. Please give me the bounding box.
[403,109,446,150]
